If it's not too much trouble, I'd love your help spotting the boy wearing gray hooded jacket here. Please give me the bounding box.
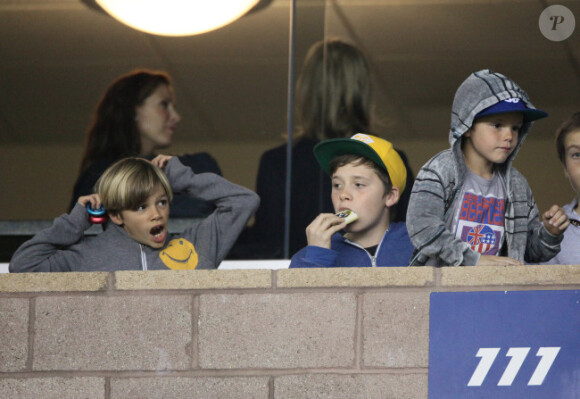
[10,155,260,272]
[407,69,569,266]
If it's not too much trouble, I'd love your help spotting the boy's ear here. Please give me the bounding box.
[109,212,124,226]
[385,186,400,208]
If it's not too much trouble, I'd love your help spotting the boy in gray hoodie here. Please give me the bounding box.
[407,69,569,266]
[10,155,259,272]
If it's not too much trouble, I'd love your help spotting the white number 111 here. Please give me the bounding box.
[467,347,560,387]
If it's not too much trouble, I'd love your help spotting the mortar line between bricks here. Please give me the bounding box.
[107,287,436,296]
[267,367,430,375]
[0,367,429,378]
[430,284,580,292]
[108,272,116,293]
[7,282,576,296]
[355,293,363,370]
[271,286,434,294]
[1,286,432,300]
[26,296,35,371]
[271,270,278,290]
[12,288,275,298]
[192,294,200,369]
[434,267,441,288]
[3,286,435,297]
[268,376,275,399]
[105,376,111,399]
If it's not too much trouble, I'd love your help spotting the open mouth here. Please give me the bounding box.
[150,225,166,243]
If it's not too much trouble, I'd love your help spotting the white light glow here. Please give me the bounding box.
[96,0,259,36]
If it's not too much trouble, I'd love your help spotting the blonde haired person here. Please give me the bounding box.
[96,155,173,215]
[10,155,259,272]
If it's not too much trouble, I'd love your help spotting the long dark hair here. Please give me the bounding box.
[78,69,171,174]
[294,38,372,140]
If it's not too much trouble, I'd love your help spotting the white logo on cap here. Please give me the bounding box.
[504,98,521,103]
[351,133,374,144]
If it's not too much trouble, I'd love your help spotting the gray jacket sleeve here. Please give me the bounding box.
[164,157,260,268]
[9,204,90,273]
[508,169,563,263]
[406,153,480,266]
[525,212,563,263]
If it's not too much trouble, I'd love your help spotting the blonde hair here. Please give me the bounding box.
[295,38,372,140]
[95,157,172,213]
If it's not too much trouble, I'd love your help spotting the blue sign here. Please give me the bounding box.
[429,290,579,399]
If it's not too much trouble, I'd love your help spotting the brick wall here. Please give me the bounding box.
[0,265,578,398]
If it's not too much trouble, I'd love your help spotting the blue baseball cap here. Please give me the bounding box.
[475,98,548,123]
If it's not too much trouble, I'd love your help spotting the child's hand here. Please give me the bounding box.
[542,205,570,236]
[150,154,173,169]
[77,194,102,210]
[305,213,347,249]
[477,255,523,266]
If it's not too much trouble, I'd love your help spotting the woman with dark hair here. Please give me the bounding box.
[230,38,414,259]
[69,69,221,217]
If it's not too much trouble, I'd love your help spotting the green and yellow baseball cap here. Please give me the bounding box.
[314,133,407,192]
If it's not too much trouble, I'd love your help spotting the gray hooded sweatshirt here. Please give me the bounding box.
[9,157,260,272]
[406,69,562,266]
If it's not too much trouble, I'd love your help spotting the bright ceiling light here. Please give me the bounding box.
[95,0,260,36]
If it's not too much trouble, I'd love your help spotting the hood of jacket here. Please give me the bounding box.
[449,69,543,173]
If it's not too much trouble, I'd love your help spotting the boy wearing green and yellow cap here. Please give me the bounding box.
[289,133,414,268]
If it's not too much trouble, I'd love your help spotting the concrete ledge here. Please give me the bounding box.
[0,265,577,399]
[440,264,580,287]
[2,266,578,294]
[0,272,109,293]
[277,267,435,288]
[114,269,272,290]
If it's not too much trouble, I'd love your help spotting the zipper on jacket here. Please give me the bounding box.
[139,244,148,271]
[361,247,376,267]
[343,239,374,266]
[344,230,387,267]
[370,235,385,267]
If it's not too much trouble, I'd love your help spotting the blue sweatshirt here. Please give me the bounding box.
[289,222,414,268]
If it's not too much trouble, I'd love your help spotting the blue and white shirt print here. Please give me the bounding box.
[451,170,506,255]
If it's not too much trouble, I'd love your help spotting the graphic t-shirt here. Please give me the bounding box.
[447,170,506,256]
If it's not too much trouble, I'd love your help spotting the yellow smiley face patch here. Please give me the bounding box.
[160,238,199,270]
